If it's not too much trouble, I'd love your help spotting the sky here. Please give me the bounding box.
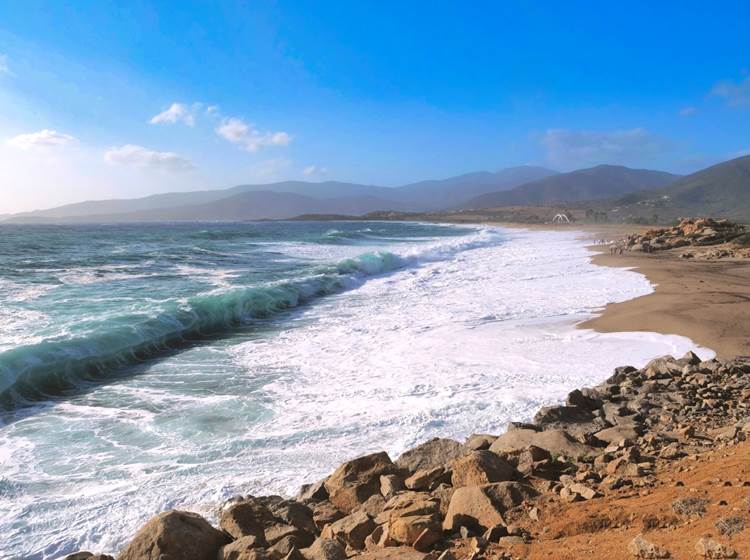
[0,1,749,214]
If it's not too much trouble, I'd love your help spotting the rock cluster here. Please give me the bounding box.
[617,217,748,257]
[67,353,750,560]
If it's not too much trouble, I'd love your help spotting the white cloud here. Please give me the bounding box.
[303,164,328,177]
[0,54,10,75]
[206,105,220,116]
[7,129,76,149]
[216,117,292,152]
[711,74,750,107]
[149,102,199,126]
[104,144,194,172]
[540,128,669,168]
[679,106,697,117]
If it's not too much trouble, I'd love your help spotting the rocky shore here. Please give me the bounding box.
[614,217,749,259]
[67,352,749,560]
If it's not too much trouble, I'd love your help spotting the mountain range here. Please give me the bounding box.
[607,155,750,222]
[3,156,749,223]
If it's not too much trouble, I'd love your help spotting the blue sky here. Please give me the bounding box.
[0,0,749,213]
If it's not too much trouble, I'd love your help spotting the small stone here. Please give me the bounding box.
[627,534,670,558]
[695,537,737,558]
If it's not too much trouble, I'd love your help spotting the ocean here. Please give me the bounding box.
[0,221,709,559]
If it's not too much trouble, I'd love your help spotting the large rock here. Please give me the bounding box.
[450,450,516,487]
[377,492,442,548]
[404,467,447,491]
[301,538,347,560]
[533,405,595,427]
[395,438,465,472]
[627,534,670,558]
[489,426,596,459]
[324,452,396,513]
[220,500,272,541]
[594,424,641,444]
[443,482,537,533]
[219,536,273,560]
[118,510,229,560]
[321,510,376,550]
[311,501,344,531]
[463,434,498,451]
[694,537,736,558]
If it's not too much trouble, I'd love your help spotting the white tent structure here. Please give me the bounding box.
[552,213,571,223]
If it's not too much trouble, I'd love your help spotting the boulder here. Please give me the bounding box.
[301,538,347,560]
[514,446,564,480]
[463,434,498,451]
[395,438,465,472]
[443,482,537,533]
[594,424,641,444]
[378,492,442,548]
[265,523,314,549]
[219,536,274,560]
[311,501,344,531]
[356,493,386,517]
[627,534,670,558]
[321,510,376,550]
[118,510,229,560]
[533,405,595,427]
[297,479,329,502]
[489,426,596,459]
[379,474,404,499]
[404,466,447,491]
[695,537,737,558]
[220,500,271,541]
[450,450,516,487]
[266,499,318,536]
[566,388,604,411]
[324,452,396,513]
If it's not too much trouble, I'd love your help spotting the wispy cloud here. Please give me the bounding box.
[104,144,193,172]
[711,74,750,107]
[216,117,292,152]
[149,102,200,126]
[303,164,328,177]
[7,129,76,149]
[679,106,697,117]
[540,128,669,168]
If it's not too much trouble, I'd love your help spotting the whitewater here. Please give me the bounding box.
[0,221,711,559]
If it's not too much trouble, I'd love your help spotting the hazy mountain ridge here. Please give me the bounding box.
[2,166,556,222]
[459,165,681,209]
[4,158,749,223]
[607,155,750,222]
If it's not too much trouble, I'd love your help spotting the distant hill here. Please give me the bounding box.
[3,166,558,223]
[608,155,750,222]
[459,165,680,209]
[396,166,558,209]
[5,191,409,223]
[8,181,403,221]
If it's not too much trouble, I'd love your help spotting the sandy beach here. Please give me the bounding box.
[582,248,750,359]
[488,221,750,359]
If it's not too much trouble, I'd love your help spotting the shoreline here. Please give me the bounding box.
[486,221,750,360]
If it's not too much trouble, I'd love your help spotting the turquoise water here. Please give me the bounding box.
[0,221,466,407]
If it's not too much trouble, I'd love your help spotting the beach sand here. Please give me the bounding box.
[581,247,750,360]
[488,221,750,359]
